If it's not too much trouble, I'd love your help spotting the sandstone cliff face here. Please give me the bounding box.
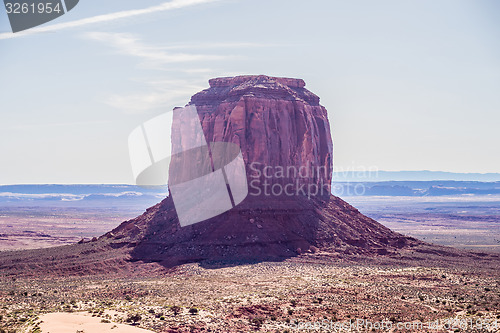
[191,75,333,195]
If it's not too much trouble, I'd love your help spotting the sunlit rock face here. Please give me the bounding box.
[191,75,333,198]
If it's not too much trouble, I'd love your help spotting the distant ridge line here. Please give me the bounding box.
[333,170,500,182]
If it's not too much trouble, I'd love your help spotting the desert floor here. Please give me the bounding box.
[0,258,498,332]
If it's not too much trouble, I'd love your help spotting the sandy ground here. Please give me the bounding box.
[1,260,498,332]
[40,312,155,333]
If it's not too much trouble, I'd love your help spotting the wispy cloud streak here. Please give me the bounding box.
[0,0,218,40]
[104,79,206,113]
[83,32,228,66]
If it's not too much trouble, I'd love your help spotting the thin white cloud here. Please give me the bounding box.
[105,91,178,113]
[83,32,229,68]
[0,0,219,40]
[104,80,206,114]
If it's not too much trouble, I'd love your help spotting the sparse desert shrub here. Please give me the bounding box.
[126,314,141,324]
[290,299,297,307]
[125,295,132,301]
[249,316,264,329]
[159,316,165,320]
[189,307,198,315]
[100,319,110,323]
[170,306,181,316]
[316,297,323,304]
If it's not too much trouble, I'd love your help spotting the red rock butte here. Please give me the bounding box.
[1,75,496,276]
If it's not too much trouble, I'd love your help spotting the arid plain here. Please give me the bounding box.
[1,191,499,333]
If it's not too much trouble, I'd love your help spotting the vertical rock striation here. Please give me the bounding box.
[191,75,333,196]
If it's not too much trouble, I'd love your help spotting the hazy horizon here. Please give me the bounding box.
[1,169,500,185]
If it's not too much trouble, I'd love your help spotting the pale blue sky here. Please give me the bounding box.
[1,0,499,184]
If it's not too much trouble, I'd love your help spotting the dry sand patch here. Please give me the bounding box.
[40,312,155,333]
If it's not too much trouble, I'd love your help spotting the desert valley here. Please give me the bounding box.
[0,76,499,333]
